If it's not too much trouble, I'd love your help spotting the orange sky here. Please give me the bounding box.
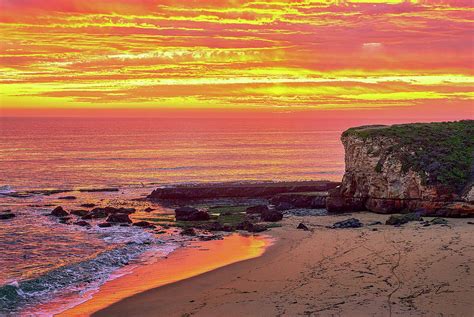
[0,0,473,115]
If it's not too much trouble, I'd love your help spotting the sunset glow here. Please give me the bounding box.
[0,0,473,112]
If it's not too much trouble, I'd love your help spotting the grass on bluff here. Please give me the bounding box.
[343,120,474,192]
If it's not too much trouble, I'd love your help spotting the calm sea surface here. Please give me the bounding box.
[0,117,347,190]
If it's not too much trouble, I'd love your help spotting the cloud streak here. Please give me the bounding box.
[0,0,473,110]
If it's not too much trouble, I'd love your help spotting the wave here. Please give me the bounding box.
[0,236,177,316]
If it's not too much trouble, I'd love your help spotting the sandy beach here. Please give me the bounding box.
[93,212,474,317]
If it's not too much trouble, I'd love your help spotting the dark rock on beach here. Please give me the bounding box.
[297,223,309,231]
[78,188,119,192]
[0,213,15,220]
[385,213,423,226]
[236,220,267,233]
[71,209,89,217]
[58,196,77,200]
[106,213,132,224]
[133,221,154,228]
[98,222,112,228]
[51,206,68,217]
[270,192,327,209]
[74,220,91,227]
[89,207,136,219]
[181,227,197,236]
[175,207,210,221]
[260,209,283,222]
[144,207,155,212]
[80,203,96,208]
[246,205,269,214]
[332,218,363,229]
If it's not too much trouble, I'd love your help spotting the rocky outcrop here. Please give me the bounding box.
[270,192,327,209]
[175,207,210,221]
[327,121,474,217]
[148,181,340,201]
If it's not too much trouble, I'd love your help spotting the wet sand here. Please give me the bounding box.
[94,212,474,317]
[55,234,270,316]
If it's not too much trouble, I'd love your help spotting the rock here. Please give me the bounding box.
[148,181,340,201]
[0,213,15,220]
[270,192,327,209]
[74,220,91,227]
[58,196,77,200]
[297,223,309,231]
[81,214,93,220]
[58,216,72,224]
[431,217,448,225]
[246,205,269,214]
[78,188,119,192]
[71,209,89,217]
[1,209,12,213]
[181,227,197,236]
[326,121,474,217]
[144,207,155,212]
[260,209,283,222]
[98,223,112,228]
[467,221,474,225]
[133,221,154,228]
[368,221,383,226]
[175,207,210,221]
[197,221,224,231]
[51,206,68,217]
[80,203,96,208]
[385,213,423,226]
[274,202,293,211]
[90,207,136,219]
[236,220,267,232]
[332,218,363,229]
[106,213,132,223]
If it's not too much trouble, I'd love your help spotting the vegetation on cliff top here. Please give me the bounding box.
[342,120,474,192]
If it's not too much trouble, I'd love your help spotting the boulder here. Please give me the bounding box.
[246,205,269,214]
[89,207,136,219]
[332,218,363,229]
[144,207,155,212]
[71,209,89,217]
[0,213,15,220]
[260,209,283,222]
[80,203,96,208]
[175,207,210,221]
[58,196,77,200]
[51,206,68,217]
[98,222,112,228]
[106,213,132,223]
[181,227,197,236]
[236,220,267,232]
[274,202,293,211]
[385,213,423,226]
[297,223,309,231]
[74,220,91,227]
[133,221,154,228]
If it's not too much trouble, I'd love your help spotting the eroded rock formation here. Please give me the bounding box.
[327,121,474,217]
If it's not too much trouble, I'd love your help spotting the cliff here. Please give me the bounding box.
[327,120,474,217]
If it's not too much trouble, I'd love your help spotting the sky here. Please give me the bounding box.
[0,0,473,116]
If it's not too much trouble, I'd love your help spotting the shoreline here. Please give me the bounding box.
[94,212,474,317]
[54,233,271,316]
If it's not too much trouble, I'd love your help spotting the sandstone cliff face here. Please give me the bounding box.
[327,122,474,217]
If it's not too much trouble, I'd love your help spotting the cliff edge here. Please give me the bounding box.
[327,120,474,217]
